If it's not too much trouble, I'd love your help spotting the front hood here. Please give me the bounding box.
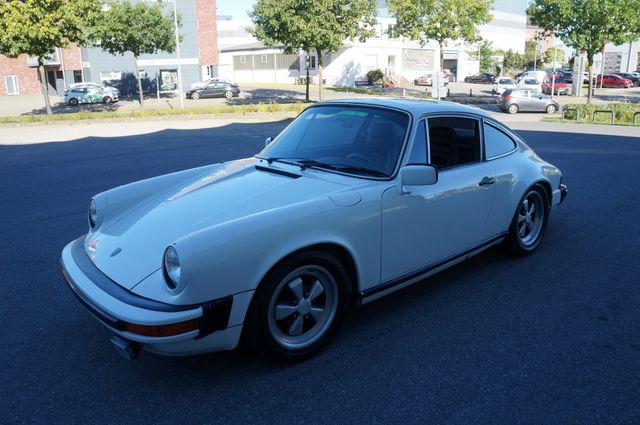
[85,158,351,289]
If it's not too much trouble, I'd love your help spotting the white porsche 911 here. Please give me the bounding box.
[61,99,567,361]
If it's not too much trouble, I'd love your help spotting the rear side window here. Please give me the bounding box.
[484,123,517,159]
[427,117,481,169]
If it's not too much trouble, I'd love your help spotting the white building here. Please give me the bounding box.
[592,40,640,75]
[216,0,527,86]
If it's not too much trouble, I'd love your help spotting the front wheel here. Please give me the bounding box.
[103,96,112,104]
[546,104,557,114]
[246,251,350,361]
[191,92,200,100]
[506,185,549,256]
[69,98,79,106]
[224,90,234,99]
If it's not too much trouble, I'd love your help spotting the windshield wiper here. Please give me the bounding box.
[255,156,338,171]
[333,165,387,177]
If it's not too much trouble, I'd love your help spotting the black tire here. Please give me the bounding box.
[505,184,550,256]
[69,98,79,106]
[103,96,112,104]
[245,250,351,362]
[191,92,200,100]
[546,104,557,114]
[224,90,234,99]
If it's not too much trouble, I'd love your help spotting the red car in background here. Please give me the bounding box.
[595,74,633,88]
[542,74,569,95]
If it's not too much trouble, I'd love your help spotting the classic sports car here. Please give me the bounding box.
[61,99,567,361]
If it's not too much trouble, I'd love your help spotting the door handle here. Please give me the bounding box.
[478,176,495,186]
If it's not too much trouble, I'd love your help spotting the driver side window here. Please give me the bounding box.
[427,116,481,169]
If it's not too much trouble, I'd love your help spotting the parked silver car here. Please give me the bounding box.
[498,89,559,114]
[64,83,119,105]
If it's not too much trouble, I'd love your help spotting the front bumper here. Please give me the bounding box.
[61,237,251,356]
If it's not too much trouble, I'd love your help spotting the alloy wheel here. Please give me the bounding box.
[517,191,545,247]
[267,264,338,350]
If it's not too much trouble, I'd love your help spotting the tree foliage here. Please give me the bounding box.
[528,0,640,102]
[544,47,565,65]
[250,0,378,100]
[0,0,100,114]
[388,0,493,72]
[502,49,524,71]
[524,40,544,69]
[89,0,178,106]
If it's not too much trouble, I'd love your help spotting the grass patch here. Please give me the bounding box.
[546,103,640,126]
[326,86,383,95]
[0,102,310,125]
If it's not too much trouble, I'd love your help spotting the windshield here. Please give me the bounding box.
[259,105,409,177]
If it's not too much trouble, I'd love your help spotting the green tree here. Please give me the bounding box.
[479,39,495,72]
[89,0,178,106]
[388,0,493,74]
[544,47,565,65]
[250,0,377,101]
[524,40,544,69]
[502,49,524,71]
[528,0,640,103]
[0,0,100,115]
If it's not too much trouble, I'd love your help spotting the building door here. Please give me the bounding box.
[46,70,58,95]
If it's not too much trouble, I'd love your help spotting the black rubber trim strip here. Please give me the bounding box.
[197,296,233,339]
[361,233,506,299]
[62,265,127,331]
[69,237,199,312]
[255,164,301,178]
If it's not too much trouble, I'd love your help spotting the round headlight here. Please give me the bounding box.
[163,246,181,290]
[88,198,97,229]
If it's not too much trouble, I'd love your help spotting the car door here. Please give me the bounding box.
[202,83,220,98]
[380,115,496,283]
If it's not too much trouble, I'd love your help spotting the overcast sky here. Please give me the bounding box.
[217,0,254,21]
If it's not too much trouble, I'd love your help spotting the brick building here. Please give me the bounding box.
[1,0,218,97]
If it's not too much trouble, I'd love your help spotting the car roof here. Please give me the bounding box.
[315,98,491,119]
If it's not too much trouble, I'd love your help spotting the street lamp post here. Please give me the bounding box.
[171,0,184,109]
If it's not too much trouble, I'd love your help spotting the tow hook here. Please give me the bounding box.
[110,336,141,360]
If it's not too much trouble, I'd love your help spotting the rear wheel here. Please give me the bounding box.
[546,104,557,114]
[224,90,234,99]
[246,251,350,361]
[506,185,549,256]
[507,104,519,114]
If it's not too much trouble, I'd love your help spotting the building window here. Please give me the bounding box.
[73,70,83,83]
[364,54,378,70]
[261,55,268,64]
[100,71,121,81]
[387,24,396,39]
[308,55,316,70]
[240,55,246,64]
[4,75,19,95]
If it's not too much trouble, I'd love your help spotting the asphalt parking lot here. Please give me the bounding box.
[1,118,639,424]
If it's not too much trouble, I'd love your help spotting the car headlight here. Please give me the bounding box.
[88,198,97,229]
[163,246,181,290]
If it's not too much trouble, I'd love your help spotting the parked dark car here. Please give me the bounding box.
[595,74,633,88]
[498,89,559,114]
[186,81,240,99]
[618,73,640,87]
[464,72,496,84]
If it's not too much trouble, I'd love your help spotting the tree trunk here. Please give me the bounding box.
[38,60,52,115]
[586,52,594,104]
[134,56,144,106]
[305,51,310,102]
[317,49,323,101]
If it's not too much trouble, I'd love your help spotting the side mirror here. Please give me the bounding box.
[399,164,438,195]
[264,136,273,147]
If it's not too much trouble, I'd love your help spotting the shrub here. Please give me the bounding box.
[366,69,385,85]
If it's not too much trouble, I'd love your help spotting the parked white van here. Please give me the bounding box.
[519,70,548,84]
